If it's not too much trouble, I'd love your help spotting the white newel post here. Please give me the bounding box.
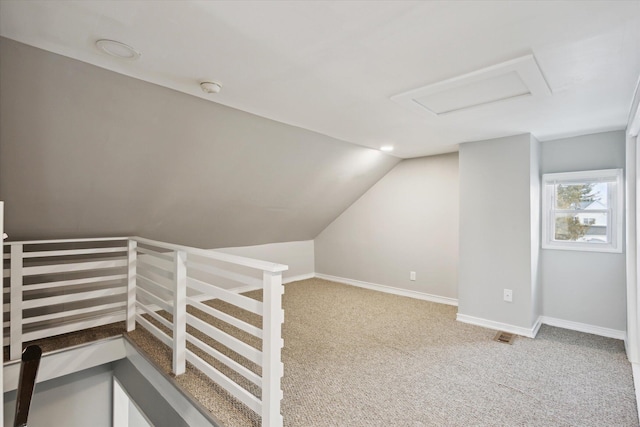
[126,239,137,332]
[261,271,284,427]
[173,250,187,375]
[10,244,23,361]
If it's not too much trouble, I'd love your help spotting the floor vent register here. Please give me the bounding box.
[493,331,516,345]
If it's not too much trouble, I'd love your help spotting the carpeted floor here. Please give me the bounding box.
[127,278,638,427]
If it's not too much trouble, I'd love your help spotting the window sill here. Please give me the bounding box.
[541,243,622,254]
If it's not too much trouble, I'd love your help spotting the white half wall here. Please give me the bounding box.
[315,153,459,299]
[213,240,315,283]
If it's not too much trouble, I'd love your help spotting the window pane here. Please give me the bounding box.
[554,213,608,243]
[554,182,608,210]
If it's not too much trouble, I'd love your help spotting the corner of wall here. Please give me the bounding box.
[314,154,459,301]
[458,133,538,331]
[530,135,542,324]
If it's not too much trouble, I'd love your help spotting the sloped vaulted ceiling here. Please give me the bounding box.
[0,39,399,247]
[2,1,639,158]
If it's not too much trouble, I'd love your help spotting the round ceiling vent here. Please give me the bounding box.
[95,39,141,60]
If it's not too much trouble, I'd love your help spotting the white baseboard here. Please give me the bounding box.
[532,316,543,338]
[314,273,458,306]
[455,314,626,340]
[539,315,626,340]
[456,313,541,338]
[284,273,315,284]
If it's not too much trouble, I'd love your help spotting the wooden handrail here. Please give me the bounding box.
[13,345,42,427]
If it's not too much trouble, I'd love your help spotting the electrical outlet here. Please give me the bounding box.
[503,289,513,302]
[410,271,416,281]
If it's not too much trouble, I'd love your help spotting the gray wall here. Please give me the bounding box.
[3,364,113,427]
[541,130,626,330]
[458,134,539,329]
[315,153,459,298]
[0,37,399,248]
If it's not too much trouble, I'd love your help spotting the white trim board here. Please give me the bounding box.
[284,273,315,284]
[456,313,542,338]
[539,316,626,340]
[314,273,458,306]
[455,314,626,340]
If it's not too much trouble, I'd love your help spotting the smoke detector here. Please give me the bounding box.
[200,81,222,94]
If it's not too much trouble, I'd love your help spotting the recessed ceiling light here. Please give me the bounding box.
[95,39,141,60]
[380,145,394,152]
[200,81,222,94]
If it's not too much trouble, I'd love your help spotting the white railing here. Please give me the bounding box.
[3,237,130,360]
[3,236,287,427]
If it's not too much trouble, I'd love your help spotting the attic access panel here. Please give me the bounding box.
[391,55,551,117]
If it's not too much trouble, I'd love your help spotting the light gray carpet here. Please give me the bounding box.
[129,278,638,426]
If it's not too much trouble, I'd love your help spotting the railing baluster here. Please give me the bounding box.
[262,271,284,427]
[172,250,187,375]
[10,244,23,361]
[126,239,137,332]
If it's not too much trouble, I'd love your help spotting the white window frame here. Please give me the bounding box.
[542,168,623,253]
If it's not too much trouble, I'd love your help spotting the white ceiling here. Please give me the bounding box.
[1,0,639,158]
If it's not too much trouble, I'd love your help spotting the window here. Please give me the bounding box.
[542,169,623,253]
